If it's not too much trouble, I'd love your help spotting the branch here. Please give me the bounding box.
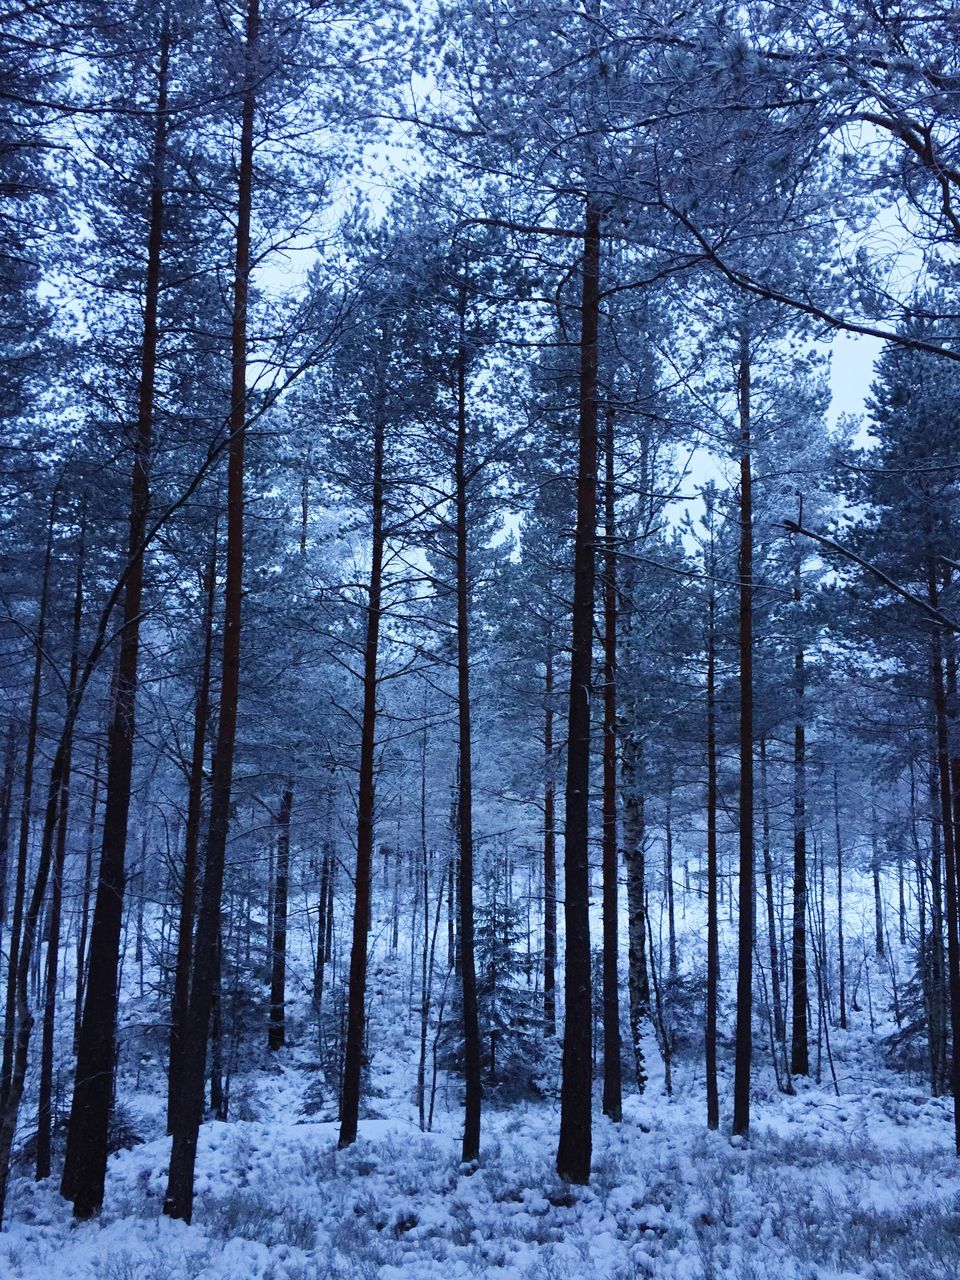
[782,519,959,632]
[661,199,960,363]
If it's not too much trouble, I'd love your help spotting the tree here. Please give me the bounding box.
[846,306,960,1152]
[162,0,260,1222]
[62,3,175,1216]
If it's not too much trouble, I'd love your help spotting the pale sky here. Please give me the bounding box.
[828,332,881,428]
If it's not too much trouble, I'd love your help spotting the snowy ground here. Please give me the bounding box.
[2,887,958,1279]
[3,1015,959,1277]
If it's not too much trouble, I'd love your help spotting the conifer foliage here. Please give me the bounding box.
[0,3,958,1267]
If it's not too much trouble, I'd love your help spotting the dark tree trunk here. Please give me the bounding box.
[36,515,86,1180]
[664,779,677,981]
[930,759,949,1091]
[454,283,482,1164]
[167,534,216,1133]
[601,406,622,1123]
[760,740,786,1061]
[872,820,884,958]
[556,198,600,1186]
[945,610,960,929]
[325,850,334,958]
[543,638,557,1037]
[447,828,456,970]
[834,769,847,1031]
[0,723,16,932]
[0,717,77,1221]
[622,730,648,1094]
[705,523,719,1130]
[790,561,809,1078]
[62,19,170,1217]
[930,576,960,1154]
[209,925,225,1119]
[162,0,257,1222]
[74,744,101,1053]
[338,341,388,1150]
[300,471,309,554]
[269,787,293,1051]
[1,493,56,1107]
[314,846,330,1004]
[733,327,755,1139]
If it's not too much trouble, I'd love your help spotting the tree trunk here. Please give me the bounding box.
[314,847,330,1005]
[872,818,884,958]
[269,787,293,1051]
[930,577,960,1155]
[162,0,257,1222]
[454,283,481,1164]
[0,724,17,932]
[543,637,557,1037]
[338,337,388,1150]
[664,777,677,981]
[601,406,622,1122]
[62,18,170,1217]
[74,743,101,1053]
[929,758,948,1091]
[622,728,648,1095]
[733,326,755,1139]
[705,524,719,1129]
[36,515,86,1180]
[167,534,216,1133]
[0,719,76,1222]
[790,560,809,1078]
[834,768,847,1031]
[1,492,56,1107]
[556,198,600,1186]
[209,925,225,1119]
[760,739,786,1069]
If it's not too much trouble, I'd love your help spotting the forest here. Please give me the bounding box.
[1,1,959,1277]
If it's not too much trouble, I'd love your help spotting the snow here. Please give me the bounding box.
[2,875,957,1280]
[4,1019,959,1278]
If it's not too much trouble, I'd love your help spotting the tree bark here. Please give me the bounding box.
[872,818,884,957]
[834,768,847,1031]
[0,724,16,932]
[36,514,86,1180]
[790,560,809,1078]
[162,0,257,1221]
[622,728,648,1095]
[705,527,719,1129]
[601,406,622,1122]
[268,787,293,1051]
[454,283,481,1164]
[74,743,101,1053]
[167,534,216,1133]
[543,637,557,1037]
[209,925,225,1119]
[664,777,677,981]
[760,739,786,1070]
[930,570,960,1155]
[556,198,600,1185]
[338,333,388,1150]
[930,757,948,1091]
[314,846,330,1005]
[0,491,56,1107]
[733,327,755,1139]
[62,16,170,1217]
[0,720,76,1222]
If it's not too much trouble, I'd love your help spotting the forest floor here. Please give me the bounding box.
[1,910,959,1279]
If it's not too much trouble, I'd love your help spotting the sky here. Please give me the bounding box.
[828,332,881,428]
